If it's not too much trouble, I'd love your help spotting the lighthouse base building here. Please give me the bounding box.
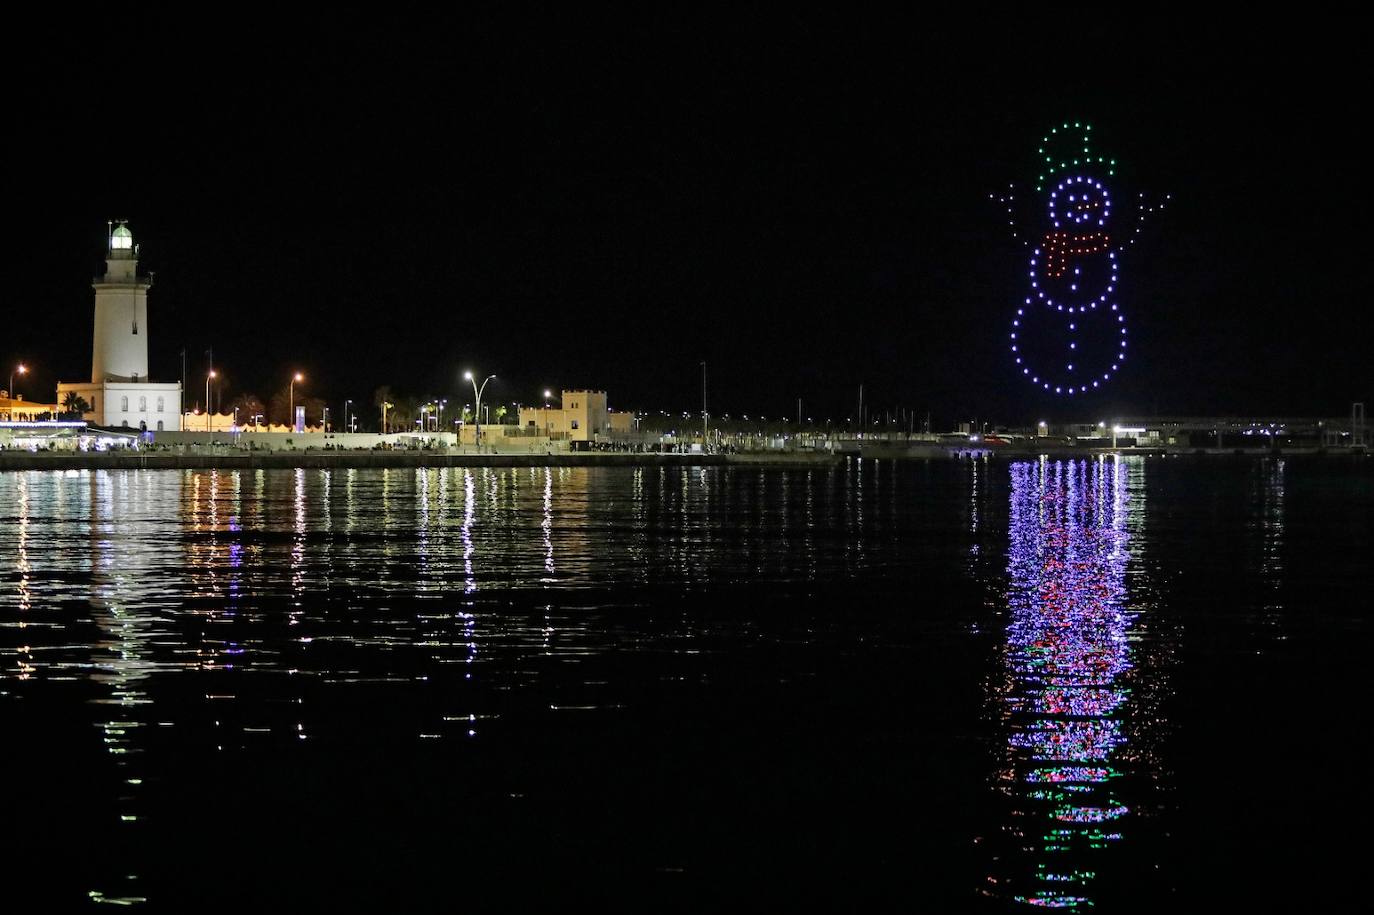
[57,223,182,432]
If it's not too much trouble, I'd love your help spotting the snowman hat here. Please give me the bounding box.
[1036,121,1116,192]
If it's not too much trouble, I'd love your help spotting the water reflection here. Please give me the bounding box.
[1256,459,1285,636]
[987,457,1142,909]
[0,462,1178,907]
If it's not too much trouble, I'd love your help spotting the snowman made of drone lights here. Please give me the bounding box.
[995,123,1167,396]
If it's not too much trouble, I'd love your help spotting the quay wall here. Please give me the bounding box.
[1,446,1364,473]
[0,450,842,472]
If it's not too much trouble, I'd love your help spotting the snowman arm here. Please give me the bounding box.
[1118,191,1172,249]
[989,184,1033,249]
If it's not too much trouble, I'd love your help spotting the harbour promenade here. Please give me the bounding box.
[0,449,841,472]
[5,445,1363,473]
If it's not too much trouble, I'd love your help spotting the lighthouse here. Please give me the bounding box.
[56,222,183,431]
[91,222,151,383]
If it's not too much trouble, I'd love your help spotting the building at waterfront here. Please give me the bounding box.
[0,394,59,422]
[0,420,139,451]
[518,390,636,442]
[56,223,183,431]
[177,410,319,434]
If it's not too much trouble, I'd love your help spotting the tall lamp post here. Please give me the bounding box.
[700,360,708,450]
[9,362,27,400]
[205,369,216,432]
[289,372,304,431]
[464,370,495,451]
[345,399,352,434]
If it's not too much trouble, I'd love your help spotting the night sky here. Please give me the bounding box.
[7,15,1370,427]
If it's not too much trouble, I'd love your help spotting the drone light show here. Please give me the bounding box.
[994,123,1169,396]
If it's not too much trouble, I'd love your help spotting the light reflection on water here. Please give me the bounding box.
[1,464,921,902]
[985,456,1165,910]
[1,459,1364,908]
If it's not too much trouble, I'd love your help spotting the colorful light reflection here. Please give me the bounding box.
[995,457,1134,910]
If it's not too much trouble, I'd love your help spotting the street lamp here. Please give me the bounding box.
[9,362,27,400]
[463,370,495,450]
[206,369,217,432]
[289,372,304,431]
[345,399,352,433]
[700,361,708,449]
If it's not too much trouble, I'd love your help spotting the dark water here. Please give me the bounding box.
[1,459,1369,910]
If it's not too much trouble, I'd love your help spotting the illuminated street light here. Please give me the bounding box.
[205,369,217,432]
[700,361,708,448]
[9,363,28,403]
[289,372,304,431]
[463,370,495,450]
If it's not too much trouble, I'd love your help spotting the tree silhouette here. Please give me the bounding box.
[60,391,91,419]
[374,386,394,432]
[268,387,326,427]
[226,393,266,426]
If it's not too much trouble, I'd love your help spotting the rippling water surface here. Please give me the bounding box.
[1,460,1369,909]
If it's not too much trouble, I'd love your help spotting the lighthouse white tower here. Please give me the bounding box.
[56,222,183,431]
[91,222,150,383]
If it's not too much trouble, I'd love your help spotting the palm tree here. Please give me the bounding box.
[267,390,326,428]
[61,391,91,419]
[389,396,418,432]
[227,393,266,427]
[374,386,394,433]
